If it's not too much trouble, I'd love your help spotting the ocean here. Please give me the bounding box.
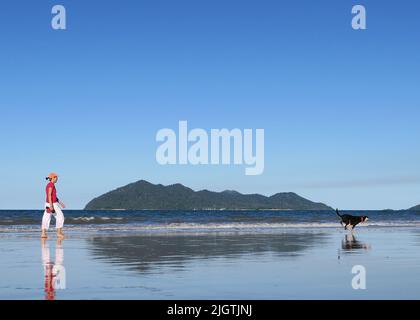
[1,210,419,234]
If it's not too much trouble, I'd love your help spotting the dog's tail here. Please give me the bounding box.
[335,208,342,217]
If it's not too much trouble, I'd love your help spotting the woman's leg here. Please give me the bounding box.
[53,203,65,238]
[41,208,52,238]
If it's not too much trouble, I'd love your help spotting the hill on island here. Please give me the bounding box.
[409,204,420,211]
[85,180,333,211]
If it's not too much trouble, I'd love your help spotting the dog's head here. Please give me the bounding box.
[361,216,369,222]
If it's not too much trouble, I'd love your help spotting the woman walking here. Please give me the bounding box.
[41,173,66,239]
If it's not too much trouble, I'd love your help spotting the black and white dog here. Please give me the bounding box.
[336,209,368,230]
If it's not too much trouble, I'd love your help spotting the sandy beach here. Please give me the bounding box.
[2,0,420,305]
[1,226,420,300]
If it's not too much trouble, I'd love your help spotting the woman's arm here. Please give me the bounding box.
[48,187,55,213]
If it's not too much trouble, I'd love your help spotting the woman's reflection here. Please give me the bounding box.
[41,238,66,300]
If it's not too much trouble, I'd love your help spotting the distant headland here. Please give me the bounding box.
[85,180,333,211]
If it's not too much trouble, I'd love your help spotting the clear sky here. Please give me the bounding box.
[1,0,419,210]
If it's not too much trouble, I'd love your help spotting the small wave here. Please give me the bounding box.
[66,216,126,223]
[71,217,96,221]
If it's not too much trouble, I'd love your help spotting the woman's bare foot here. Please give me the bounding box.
[41,228,48,239]
[57,228,64,239]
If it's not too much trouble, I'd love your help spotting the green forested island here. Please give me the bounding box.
[85,180,333,211]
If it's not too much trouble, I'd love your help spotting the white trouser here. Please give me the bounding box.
[42,241,66,290]
[42,203,65,230]
[53,244,66,290]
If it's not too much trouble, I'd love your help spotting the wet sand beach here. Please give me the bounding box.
[1,227,420,300]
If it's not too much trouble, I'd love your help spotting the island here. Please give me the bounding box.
[409,204,420,211]
[85,180,333,211]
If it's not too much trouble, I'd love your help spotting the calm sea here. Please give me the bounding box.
[0,210,419,233]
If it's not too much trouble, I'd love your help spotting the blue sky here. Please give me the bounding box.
[0,0,419,210]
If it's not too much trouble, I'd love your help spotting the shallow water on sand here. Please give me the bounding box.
[0,227,419,299]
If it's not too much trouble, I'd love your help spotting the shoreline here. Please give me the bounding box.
[1,208,415,212]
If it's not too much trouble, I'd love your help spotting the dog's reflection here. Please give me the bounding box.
[41,238,66,300]
[341,233,370,252]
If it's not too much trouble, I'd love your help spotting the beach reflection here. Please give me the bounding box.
[41,239,66,300]
[341,234,370,253]
[87,232,327,273]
